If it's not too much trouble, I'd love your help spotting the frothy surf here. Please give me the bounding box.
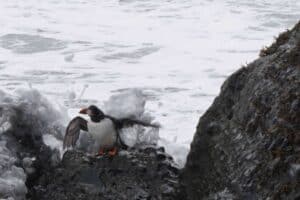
[0,89,65,200]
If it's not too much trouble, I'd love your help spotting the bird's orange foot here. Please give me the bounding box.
[108,147,117,156]
[97,148,105,156]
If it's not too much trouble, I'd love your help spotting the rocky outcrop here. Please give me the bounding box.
[181,21,300,199]
[0,89,181,200]
[28,147,180,200]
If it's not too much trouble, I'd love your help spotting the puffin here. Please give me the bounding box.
[63,105,159,156]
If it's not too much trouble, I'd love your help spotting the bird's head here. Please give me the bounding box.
[79,105,104,122]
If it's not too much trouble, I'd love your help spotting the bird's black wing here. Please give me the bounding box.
[104,115,160,129]
[104,115,160,149]
[63,116,88,149]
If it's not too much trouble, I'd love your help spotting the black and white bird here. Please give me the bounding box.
[63,105,159,156]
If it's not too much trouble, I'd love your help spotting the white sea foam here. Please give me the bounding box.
[0,89,66,199]
[104,89,159,145]
[0,141,27,200]
[104,89,147,119]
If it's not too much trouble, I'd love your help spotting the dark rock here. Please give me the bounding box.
[0,104,61,192]
[29,148,180,200]
[180,21,300,199]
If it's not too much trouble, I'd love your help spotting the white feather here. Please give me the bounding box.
[87,118,117,148]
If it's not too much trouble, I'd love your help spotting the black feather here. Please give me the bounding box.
[63,116,87,149]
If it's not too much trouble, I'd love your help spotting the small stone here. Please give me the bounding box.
[289,164,300,180]
[268,157,281,171]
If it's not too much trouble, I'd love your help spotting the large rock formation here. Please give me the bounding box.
[28,147,180,200]
[181,21,300,199]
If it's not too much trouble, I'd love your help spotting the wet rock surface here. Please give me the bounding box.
[28,147,180,200]
[181,21,300,199]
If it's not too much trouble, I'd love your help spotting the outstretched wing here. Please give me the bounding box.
[104,115,160,129]
[63,116,88,149]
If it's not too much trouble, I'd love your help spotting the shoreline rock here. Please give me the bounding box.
[28,147,180,200]
[180,21,300,199]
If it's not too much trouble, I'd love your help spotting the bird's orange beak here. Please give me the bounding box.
[79,108,88,114]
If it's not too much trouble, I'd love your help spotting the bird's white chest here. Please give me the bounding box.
[87,118,117,148]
